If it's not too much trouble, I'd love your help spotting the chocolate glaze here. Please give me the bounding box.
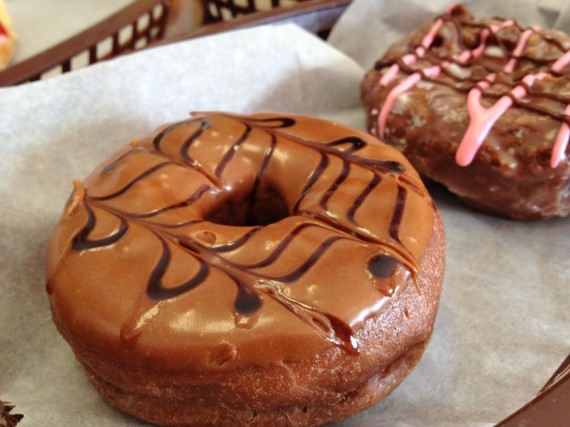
[371,5,570,158]
[46,112,436,369]
[362,5,570,219]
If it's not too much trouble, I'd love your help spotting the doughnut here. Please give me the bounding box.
[361,4,570,220]
[46,112,445,426]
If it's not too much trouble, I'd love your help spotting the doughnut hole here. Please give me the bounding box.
[205,187,289,227]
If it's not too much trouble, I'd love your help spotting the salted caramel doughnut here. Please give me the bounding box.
[362,5,570,220]
[46,112,445,426]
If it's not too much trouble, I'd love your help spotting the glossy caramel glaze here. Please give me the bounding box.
[46,112,437,370]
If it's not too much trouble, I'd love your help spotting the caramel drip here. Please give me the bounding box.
[62,114,429,353]
[257,283,359,354]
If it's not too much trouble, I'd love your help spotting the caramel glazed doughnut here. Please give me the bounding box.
[362,4,570,220]
[46,112,445,426]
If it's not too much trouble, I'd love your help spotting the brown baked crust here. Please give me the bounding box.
[46,112,445,425]
[84,340,431,426]
[361,5,570,220]
[53,213,443,426]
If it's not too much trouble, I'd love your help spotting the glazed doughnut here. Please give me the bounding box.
[361,4,570,220]
[46,112,445,426]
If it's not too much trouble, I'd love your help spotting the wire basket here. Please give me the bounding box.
[173,0,349,41]
[0,0,352,87]
[0,0,169,86]
[203,0,305,22]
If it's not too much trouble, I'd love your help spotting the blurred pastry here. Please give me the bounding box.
[0,0,16,70]
[362,5,570,220]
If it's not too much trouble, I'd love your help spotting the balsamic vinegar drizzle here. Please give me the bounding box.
[67,114,429,354]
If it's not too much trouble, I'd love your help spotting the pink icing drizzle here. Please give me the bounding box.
[380,19,444,87]
[459,20,515,64]
[379,65,443,137]
[456,73,544,166]
[377,18,514,140]
[458,25,570,167]
[552,105,570,167]
[381,54,417,87]
[375,11,570,168]
[549,49,570,167]
[503,26,540,73]
[552,49,570,72]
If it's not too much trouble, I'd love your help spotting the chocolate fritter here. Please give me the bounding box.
[362,4,570,220]
[46,112,445,426]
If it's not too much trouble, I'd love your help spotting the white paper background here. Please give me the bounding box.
[328,0,570,68]
[1,1,569,426]
[6,0,134,63]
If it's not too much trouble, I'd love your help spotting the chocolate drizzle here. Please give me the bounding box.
[347,172,381,223]
[129,185,210,219]
[390,185,407,243]
[60,113,432,354]
[293,153,329,214]
[93,162,172,201]
[251,134,277,203]
[368,254,400,279]
[146,238,208,300]
[215,124,252,178]
[373,6,570,131]
[72,202,128,250]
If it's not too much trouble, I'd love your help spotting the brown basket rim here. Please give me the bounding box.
[163,0,351,44]
[0,0,351,87]
[0,0,169,86]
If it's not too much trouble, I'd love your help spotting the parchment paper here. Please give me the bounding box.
[6,0,134,63]
[0,2,569,426]
[328,0,570,68]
